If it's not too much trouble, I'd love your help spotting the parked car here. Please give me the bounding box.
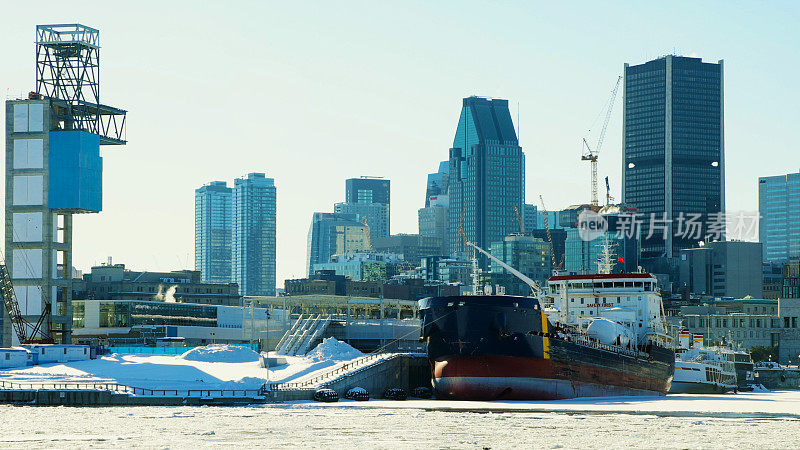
[313,388,339,402]
[411,386,432,399]
[383,388,407,400]
[344,387,370,401]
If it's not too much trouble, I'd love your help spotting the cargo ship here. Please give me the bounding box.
[419,241,675,400]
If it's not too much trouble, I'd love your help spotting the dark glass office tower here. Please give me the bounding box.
[622,56,724,258]
[447,97,525,266]
[345,177,390,206]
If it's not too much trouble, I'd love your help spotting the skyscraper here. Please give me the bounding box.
[418,194,449,256]
[424,161,449,207]
[232,173,276,296]
[194,181,232,283]
[334,202,389,239]
[345,177,390,205]
[622,56,724,259]
[306,212,370,275]
[447,96,525,265]
[341,177,390,238]
[759,171,800,262]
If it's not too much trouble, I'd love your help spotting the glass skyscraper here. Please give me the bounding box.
[306,212,370,275]
[447,96,525,265]
[232,173,276,296]
[194,181,232,283]
[341,177,390,238]
[759,171,800,262]
[622,56,724,258]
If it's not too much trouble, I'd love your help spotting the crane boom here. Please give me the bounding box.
[465,240,540,297]
[582,76,622,207]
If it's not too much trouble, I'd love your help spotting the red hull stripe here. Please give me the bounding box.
[434,355,670,396]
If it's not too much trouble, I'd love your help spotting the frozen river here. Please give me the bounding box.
[0,391,798,448]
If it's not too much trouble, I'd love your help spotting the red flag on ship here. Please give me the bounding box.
[617,257,625,263]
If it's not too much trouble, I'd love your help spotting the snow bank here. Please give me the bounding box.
[180,345,262,364]
[306,338,363,362]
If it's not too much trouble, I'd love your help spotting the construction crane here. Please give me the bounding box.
[513,206,525,234]
[582,75,622,207]
[0,259,53,344]
[605,176,615,206]
[539,195,558,272]
[457,200,468,254]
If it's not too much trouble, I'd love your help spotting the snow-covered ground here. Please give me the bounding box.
[1,392,799,449]
[0,341,365,391]
[297,390,800,418]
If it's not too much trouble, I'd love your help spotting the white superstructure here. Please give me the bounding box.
[670,331,737,394]
[544,273,670,346]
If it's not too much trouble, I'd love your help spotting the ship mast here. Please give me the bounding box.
[596,236,617,275]
[465,241,541,297]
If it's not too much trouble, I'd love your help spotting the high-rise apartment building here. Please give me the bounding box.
[759,172,800,262]
[232,173,276,296]
[447,97,525,265]
[622,56,724,258]
[194,181,232,283]
[306,213,370,275]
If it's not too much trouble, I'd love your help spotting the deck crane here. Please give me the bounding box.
[582,76,622,208]
[1,255,53,344]
[539,195,559,272]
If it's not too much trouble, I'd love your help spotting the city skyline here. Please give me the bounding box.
[1,2,799,289]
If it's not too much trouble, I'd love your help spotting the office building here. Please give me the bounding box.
[784,260,800,299]
[672,298,800,364]
[72,262,240,306]
[522,204,537,233]
[312,252,403,282]
[447,96,525,265]
[232,173,276,296]
[372,234,443,268]
[759,171,800,262]
[622,56,724,258]
[418,194,449,255]
[424,161,450,206]
[194,181,232,283]
[334,201,389,239]
[306,213,370,274]
[345,177,390,205]
[678,241,763,299]
[489,235,551,285]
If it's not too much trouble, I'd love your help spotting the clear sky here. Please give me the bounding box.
[1,1,798,289]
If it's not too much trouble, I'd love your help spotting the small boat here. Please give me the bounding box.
[669,331,737,394]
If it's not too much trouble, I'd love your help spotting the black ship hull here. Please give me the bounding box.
[420,295,674,400]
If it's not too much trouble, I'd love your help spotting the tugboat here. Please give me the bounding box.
[419,241,675,400]
[669,331,737,394]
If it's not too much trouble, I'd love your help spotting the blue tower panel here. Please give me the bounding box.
[48,131,103,212]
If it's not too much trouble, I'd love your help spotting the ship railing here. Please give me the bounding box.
[566,334,647,358]
[0,379,264,398]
